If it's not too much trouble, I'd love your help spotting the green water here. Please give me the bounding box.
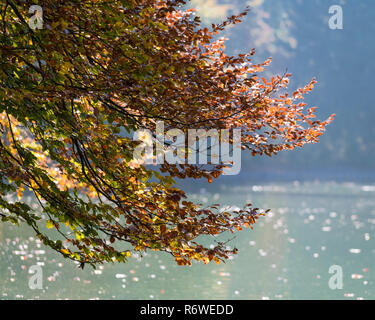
[1,181,374,300]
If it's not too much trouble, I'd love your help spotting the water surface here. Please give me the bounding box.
[1,181,374,300]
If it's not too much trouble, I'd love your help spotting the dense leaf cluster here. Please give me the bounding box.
[0,0,333,267]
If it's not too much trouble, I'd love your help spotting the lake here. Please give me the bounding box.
[1,181,374,300]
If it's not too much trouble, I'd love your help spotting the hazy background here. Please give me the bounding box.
[186,0,374,184]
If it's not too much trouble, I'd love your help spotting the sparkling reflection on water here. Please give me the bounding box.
[1,181,374,300]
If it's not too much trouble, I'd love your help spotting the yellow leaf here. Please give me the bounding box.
[122,251,131,257]
[16,189,23,200]
[46,220,54,229]
[76,232,84,241]
[61,249,70,255]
